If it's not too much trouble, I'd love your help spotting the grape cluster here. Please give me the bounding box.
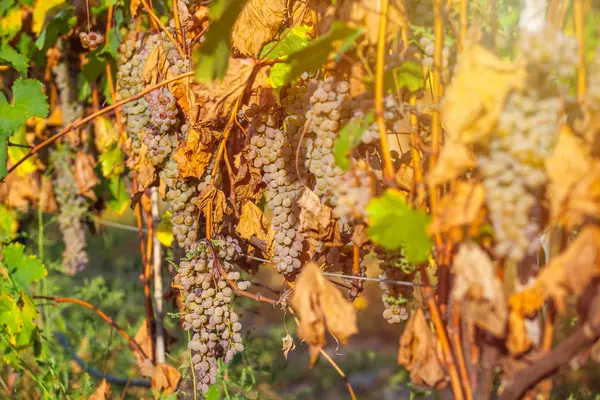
[79,31,104,50]
[479,90,559,262]
[174,238,248,394]
[141,124,178,167]
[247,104,304,275]
[53,43,83,125]
[51,147,88,275]
[476,26,575,263]
[375,247,415,324]
[117,34,161,158]
[145,87,180,133]
[305,77,351,204]
[346,93,402,145]
[419,36,453,83]
[333,166,375,224]
[161,159,200,248]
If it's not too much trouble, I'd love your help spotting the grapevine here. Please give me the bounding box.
[2,0,600,399]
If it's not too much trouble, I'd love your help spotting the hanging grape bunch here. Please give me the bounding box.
[79,31,104,50]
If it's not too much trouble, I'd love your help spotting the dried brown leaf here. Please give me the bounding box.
[428,182,485,240]
[173,127,214,179]
[442,44,526,145]
[74,152,100,200]
[338,0,408,45]
[134,145,158,190]
[232,0,286,56]
[193,58,257,124]
[298,189,342,246]
[142,45,166,87]
[397,308,446,388]
[89,379,111,400]
[451,243,507,337]
[282,333,296,359]
[427,140,477,186]
[291,262,358,366]
[233,153,264,201]
[196,185,230,227]
[236,201,268,241]
[152,363,181,393]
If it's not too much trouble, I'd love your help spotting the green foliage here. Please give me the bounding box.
[0,203,17,242]
[275,22,360,87]
[2,243,47,291]
[194,0,246,83]
[382,61,424,93]
[366,189,432,264]
[34,5,76,51]
[334,111,374,170]
[0,78,49,179]
[0,43,28,75]
[260,26,312,96]
[103,175,129,215]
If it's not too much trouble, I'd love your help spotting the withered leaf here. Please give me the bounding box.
[173,126,214,179]
[142,45,166,87]
[89,379,111,400]
[196,185,230,227]
[291,262,358,366]
[298,189,342,246]
[546,125,600,227]
[442,44,526,145]
[236,201,268,241]
[282,333,296,359]
[513,226,600,314]
[74,152,100,200]
[130,0,141,17]
[397,308,446,388]
[427,140,477,186]
[134,145,158,190]
[233,153,264,201]
[232,0,286,56]
[451,243,507,338]
[338,0,408,46]
[428,182,485,240]
[193,58,258,124]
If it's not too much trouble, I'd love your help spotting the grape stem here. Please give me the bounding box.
[33,296,151,362]
[2,71,194,182]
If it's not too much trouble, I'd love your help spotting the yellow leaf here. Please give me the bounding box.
[506,311,532,355]
[231,0,287,56]
[93,117,119,152]
[157,211,174,247]
[130,0,141,18]
[291,262,358,366]
[173,127,214,179]
[89,379,111,400]
[1,8,24,37]
[428,182,485,240]
[236,201,268,241]
[442,44,526,146]
[33,0,65,34]
[427,140,476,186]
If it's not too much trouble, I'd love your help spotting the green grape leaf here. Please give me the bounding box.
[98,146,124,177]
[334,111,374,170]
[0,0,16,16]
[366,189,432,264]
[13,294,39,349]
[0,293,22,344]
[0,43,29,76]
[34,5,75,51]
[194,0,246,83]
[105,175,128,215]
[282,22,359,85]
[0,204,17,243]
[1,243,47,292]
[383,61,424,93]
[0,78,49,179]
[260,26,312,59]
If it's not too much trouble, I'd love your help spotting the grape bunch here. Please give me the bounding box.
[476,26,575,263]
[145,87,180,133]
[333,165,375,224]
[141,124,178,167]
[246,104,305,275]
[161,158,200,248]
[79,31,104,50]
[53,42,83,125]
[174,238,249,394]
[375,247,415,324]
[305,77,351,204]
[419,36,454,83]
[346,93,402,145]
[117,34,161,159]
[51,147,88,275]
